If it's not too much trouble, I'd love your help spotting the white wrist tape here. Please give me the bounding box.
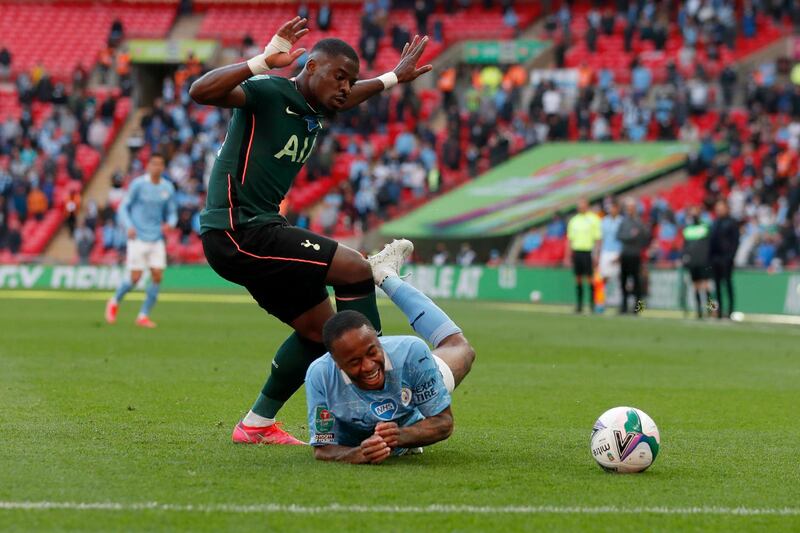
[378,71,398,90]
[247,35,293,76]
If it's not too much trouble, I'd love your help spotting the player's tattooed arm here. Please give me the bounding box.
[375,406,454,449]
[339,35,433,111]
[313,435,391,464]
[189,17,309,108]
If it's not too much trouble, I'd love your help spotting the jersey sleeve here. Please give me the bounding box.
[407,338,451,418]
[117,179,138,230]
[239,75,281,113]
[164,182,178,228]
[305,362,341,447]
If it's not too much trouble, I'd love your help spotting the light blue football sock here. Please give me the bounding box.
[113,279,135,303]
[380,276,461,347]
[139,282,160,317]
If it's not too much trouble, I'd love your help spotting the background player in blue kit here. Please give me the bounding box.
[105,153,177,328]
[306,240,475,464]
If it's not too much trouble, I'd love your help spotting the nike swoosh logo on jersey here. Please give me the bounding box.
[285,106,299,116]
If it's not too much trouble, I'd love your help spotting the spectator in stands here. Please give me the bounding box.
[0,196,7,249]
[11,180,28,222]
[88,117,109,150]
[6,216,21,255]
[360,32,379,70]
[318,1,333,31]
[567,198,601,313]
[630,60,652,101]
[64,189,81,236]
[519,227,542,258]
[433,243,450,266]
[27,186,48,222]
[75,219,94,265]
[617,197,649,314]
[456,243,476,266]
[0,45,11,80]
[109,19,124,48]
[503,4,520,36]
[414,0,431,35]
[709,199,740,319]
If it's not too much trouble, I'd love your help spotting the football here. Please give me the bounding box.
[590,406,661,473]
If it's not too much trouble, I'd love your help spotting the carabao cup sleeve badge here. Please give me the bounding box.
[315,405,334,432]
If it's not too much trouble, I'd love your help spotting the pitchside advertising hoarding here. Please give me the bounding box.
[381,142,694,238]
[0,264,798,316]
[462,40,549,64]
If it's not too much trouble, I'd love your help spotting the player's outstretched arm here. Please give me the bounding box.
[375,406,454,449]
[189,17,309,108]
[339,35,433,112]
[313,435,391,464]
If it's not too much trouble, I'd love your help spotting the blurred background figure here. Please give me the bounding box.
[617,198,649,315]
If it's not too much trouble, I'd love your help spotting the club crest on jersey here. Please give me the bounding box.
[304,116,322,132]
[370,399,397,421]
[400,388,412,406]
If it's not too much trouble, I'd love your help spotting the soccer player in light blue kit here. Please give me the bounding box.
[306,239,475,464]
[105,153,177,328]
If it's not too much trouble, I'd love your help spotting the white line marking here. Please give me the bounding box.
[0,502,798,516]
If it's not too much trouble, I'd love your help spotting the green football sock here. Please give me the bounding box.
[334,278,382,334]
[254,332,326,419]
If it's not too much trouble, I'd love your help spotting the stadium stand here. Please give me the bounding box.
[197,2,540,75]
[2,0,799,272]
[545,1,785,85]
[0,2,176,80]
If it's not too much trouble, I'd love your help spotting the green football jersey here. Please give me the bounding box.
[199,75,324,234]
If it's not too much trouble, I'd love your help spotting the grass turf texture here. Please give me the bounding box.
[1,294,799,532]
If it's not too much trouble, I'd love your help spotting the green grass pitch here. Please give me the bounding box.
[1,293,799,531]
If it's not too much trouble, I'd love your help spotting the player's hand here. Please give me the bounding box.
[374,422,400,449]
[393,35,433,84]
[161,223,171,236]
[360,434,391,464]
[127,227,136,239]
[266,17,310,69]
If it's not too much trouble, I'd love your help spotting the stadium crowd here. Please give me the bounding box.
[2,0,799,275]
[0,16,131,258]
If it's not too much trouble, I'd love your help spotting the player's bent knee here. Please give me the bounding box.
[330,246,371,284]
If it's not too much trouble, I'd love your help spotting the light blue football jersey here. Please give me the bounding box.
[305,336,451,454]
[117,175,178,242]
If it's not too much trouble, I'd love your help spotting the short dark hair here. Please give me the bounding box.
[311,38,359,65]
[149,152,167,163]
[322,310,374,352]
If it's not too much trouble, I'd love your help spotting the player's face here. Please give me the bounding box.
[331,326,386,390]
[147,157,165,179]
[307,55,359,113]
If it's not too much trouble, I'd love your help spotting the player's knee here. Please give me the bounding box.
[130,272,143,284]
[341,249,371,281]
[151,271,163,283]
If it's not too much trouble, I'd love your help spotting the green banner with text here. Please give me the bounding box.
[1,264,797,316]
[381,142,694,239]
[463,40,549,64]
[128,39,218,64]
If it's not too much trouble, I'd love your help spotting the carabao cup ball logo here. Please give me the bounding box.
[370,399,397,421]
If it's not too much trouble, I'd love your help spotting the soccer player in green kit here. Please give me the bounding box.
[189,17,432,444]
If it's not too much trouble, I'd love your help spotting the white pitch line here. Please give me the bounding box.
[0,502,798,516]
